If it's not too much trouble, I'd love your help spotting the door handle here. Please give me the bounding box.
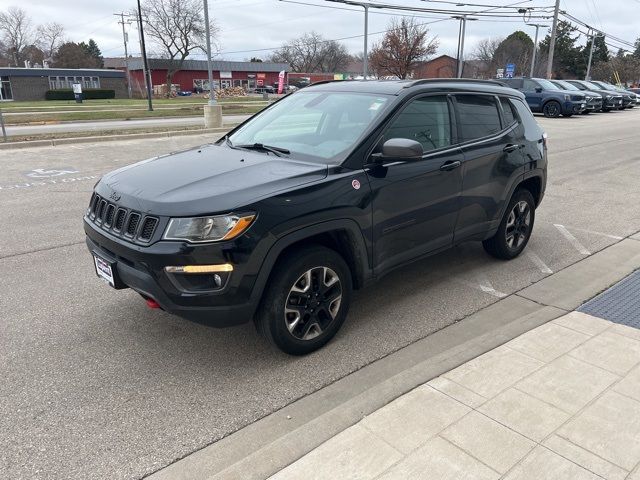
[503,144,522,153]
[439,160,461,171]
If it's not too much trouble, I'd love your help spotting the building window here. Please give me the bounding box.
[48,76,101,90]
[0,76,12,100]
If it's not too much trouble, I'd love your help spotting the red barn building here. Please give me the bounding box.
[127,59,289,94]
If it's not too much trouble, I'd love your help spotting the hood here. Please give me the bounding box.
[96,144,328,216]
[597,89,624,97]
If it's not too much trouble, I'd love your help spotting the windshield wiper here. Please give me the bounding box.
[234,143,290,157]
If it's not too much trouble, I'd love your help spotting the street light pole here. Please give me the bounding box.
[545,0,561,79]
[203,0,217,104]
[529,24,548,77]
[363,3,368,79]
[453,15,476,78]
[136,0,153,111]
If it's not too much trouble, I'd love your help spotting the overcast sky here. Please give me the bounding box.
[1,0,638,63]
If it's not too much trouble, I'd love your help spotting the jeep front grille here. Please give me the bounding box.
[88,193,159,243]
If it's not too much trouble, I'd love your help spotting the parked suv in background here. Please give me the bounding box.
[565,80,624,112]
[84,79,547,354]
[502,77,586,117]
[628,88,640,105]
[590,81,635,109]
[550,80,603,113]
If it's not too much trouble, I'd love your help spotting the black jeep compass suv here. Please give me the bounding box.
[84,79,547,355]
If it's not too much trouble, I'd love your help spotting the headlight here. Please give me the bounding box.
[163,214,255,243]
[606,95,612,100]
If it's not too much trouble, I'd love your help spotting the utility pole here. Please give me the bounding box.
[545,0,561,79]
[115,13,133,99]
[529,24,548,77]
[585,29,598,81]
[136,0,153,111]
[363,3,368,79]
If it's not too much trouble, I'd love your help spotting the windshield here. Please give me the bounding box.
[555,80,580,91]
[227,91,391,164]
[536,79,560,90]
[585,81,605,90]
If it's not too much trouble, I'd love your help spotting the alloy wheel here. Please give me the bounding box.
[284,267,342,341]
[505,200,531,250]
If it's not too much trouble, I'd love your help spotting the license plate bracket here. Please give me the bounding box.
[93,254,123,288]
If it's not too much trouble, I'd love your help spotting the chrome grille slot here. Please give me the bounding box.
[104,204,116,227]
[97,199,107,222]
[138,217,158,241]
[114,209,127,231]
[126,213,141,236]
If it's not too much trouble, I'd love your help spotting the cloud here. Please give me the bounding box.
[0,0,636,62]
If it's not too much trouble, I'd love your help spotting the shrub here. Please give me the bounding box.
[45,89,116,100]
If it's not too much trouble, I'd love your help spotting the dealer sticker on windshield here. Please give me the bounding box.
[94,255,115,287]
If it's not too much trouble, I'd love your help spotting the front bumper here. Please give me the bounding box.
[84,219,259,327]
[563,100,586,114]
[585,98,603,111]
[604,97,624,109]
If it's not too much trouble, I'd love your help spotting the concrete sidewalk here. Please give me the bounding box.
[270,311,640,480]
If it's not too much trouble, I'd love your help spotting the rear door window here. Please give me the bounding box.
[499,97,517,126]
[455,95,502,142]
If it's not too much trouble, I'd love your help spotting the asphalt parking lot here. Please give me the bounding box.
[1,108,639,479]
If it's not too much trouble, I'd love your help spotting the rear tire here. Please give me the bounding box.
[483,189,536,260]
[543,101,561,118]
[254,245,352,355]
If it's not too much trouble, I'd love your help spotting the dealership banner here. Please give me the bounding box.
[278,70,285,94]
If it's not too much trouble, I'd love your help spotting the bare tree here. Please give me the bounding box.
[0,7,34,65]
[369,17,439,79]
[270,32,350,72]
[139,0,218,92]
[37,22,65,61]
[473,37,501,63]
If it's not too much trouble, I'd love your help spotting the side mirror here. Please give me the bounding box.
[373,138,424,162]
[535,87,543,93]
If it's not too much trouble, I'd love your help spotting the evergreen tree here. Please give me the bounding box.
[539,21,583,78]
[583,35,609,64]
[79,39,103,68]
[492,31,534,77]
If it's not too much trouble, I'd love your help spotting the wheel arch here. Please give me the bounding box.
[248,219,371,318]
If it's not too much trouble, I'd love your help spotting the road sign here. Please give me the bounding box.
[496,68,504,79]
[505,64,516,78]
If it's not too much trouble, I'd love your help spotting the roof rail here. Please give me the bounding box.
[404,78,507,88]
[309,79,350,86]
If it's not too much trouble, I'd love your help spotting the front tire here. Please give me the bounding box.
[543,101,561,118]
[483,189,535,260]
[255,245,352,355]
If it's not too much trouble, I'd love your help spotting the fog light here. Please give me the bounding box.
[164,264,233,274]
[214,274,222,287]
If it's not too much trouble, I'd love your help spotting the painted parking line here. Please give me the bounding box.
[460,273,508,298]
[554,224,591,255]
[526,251,553,274]
[564,226,624,241]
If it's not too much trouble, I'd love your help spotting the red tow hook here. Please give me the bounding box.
[145,298,161,309]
